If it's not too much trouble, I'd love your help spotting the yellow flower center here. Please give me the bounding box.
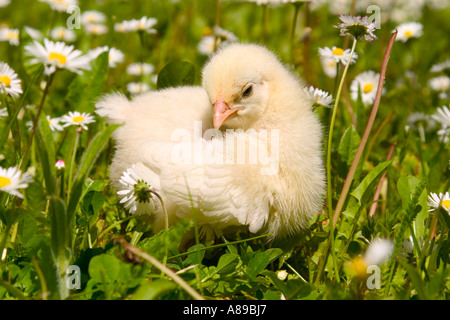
[48,52,67,65]
[0,75,11,87]
[332,48,344,56]
[404,30,413,38]
[7,31,18,40]
[73,116,84,123]
[363,83,374,93]
[441,200,450,210]
[350,257,368,277]
[0,176,11,188]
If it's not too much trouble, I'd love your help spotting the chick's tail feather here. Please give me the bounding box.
[95,92,131,124]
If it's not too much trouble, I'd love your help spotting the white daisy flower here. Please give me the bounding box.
[25,38,91,75]
[80,10,107,26]
[0,166,33,199]
[430,59,450,73]
[117,164,155,215]
[428,76,450,93]
[0,62,23,98]
[114,22,128,33]
[88,46,124,68]
[0,0,10,7]
[61,111,95,130]
[126,63,155,76]
[318,46,358,66]
[50,26,76,42]
[395,22,423,43]
[39,0,78,12]
[364,238,394,266]
[0,28,19,46]
[304,86,334,108]
[84,24,108,35]
[122,16,157,33]
[127,82,150,95]
[432,106,450,128]
[197,26,238,56]
[334,14,378,42]
[320,56,338,78]
[46,115,63,131]
[350,70,381,105]
[427,192,450,214]
[24,26,44,41]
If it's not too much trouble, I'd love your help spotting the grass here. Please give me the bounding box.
[0,0,449,300]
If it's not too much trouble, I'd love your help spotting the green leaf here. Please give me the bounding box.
[246,251,271,279]
[216,253,239,275]
[157,61,195,89]
[48,196,71,262]
[67,124,119,224]
[130,279,177,300]
[338,125,361,166]
[88,254,121,284]
[35,111,57,196]
[139,219,192,261]
[343,160,393,218]
[66,51,109,113]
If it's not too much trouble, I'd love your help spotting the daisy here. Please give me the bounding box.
[364,238,394,266]
[334,14,378,42]
[0,62,23,98]
[24,26,43,41]
[0,0,10,7]
[25,38,91,75]
[430,59,450,73]
[318,46,358,65]
[303,86,334,108]
[117,164,155,215]
[88,46,125,68]
[61,111,95,130]
[80,10,106,26]
[39,0,78,12]
[127,82,150,95]
[0,166,33,199]
[350,70,380,105]
[126,63,155,76]
[84,24,108,35]
[197,26,238,55]
[427,192,450,214]
[0,28,19,46]
[122,16,157,33]
[428,76,450,93]
[346,238,393,277]
[50,26,76,42]
[46,115,63,131]
[0,107,7,118]
[320,56,338,78]
[395,22,423,43]
[114,22,128,33]
[432,106,450,128]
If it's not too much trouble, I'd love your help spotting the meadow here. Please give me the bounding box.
[0,0,449,301]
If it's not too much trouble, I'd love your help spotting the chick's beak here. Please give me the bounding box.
[213,96,239,129]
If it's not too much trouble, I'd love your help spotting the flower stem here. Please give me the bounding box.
[67,127,81,197]
[324,37,357,282]
[332,30,397,228]
[20,72,55,172]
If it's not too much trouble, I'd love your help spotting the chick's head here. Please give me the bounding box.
[202,43,283,130]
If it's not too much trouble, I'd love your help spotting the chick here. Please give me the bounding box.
[138,43,326,239]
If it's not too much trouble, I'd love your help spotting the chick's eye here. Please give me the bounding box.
[242,84,253,98]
